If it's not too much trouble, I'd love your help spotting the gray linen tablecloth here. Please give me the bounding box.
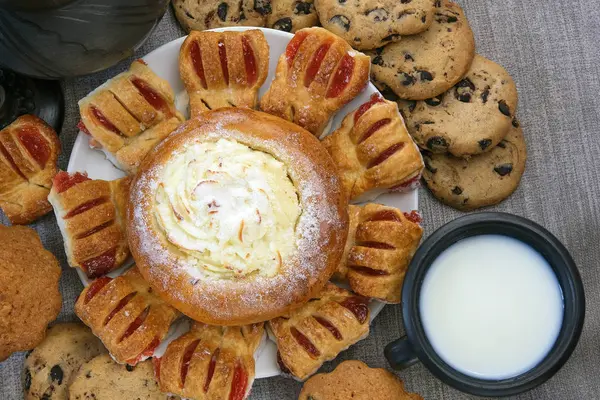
[2,1,600,399]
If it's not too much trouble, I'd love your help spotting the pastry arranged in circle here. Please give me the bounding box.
[75,266,180,365]
[68,354,166,400]
[48,172,131,279]
[179,30,270,118]
[397,54,518,157]
[314,0,434,50]
[334,204,423,304]
[154,322,264,400]
[172,0,270,33]
[369,0,475,100]
[269,283,370,380]
[422,122,527,210]
[260,27,370,137]
[23,323,106,400]
[322,93,424,202]
[78,60,184,174]
[299,360,423,400]
[0,115,60,224]
[128,108,349,326]
[0,225,61,361]
[267,0,319,33]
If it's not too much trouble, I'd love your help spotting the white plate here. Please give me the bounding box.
[68,27,418,379]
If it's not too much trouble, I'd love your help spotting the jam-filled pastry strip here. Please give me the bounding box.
[322,93,424,202]
[0,115,60,224]
[154,322,264,400]
[268,283,370,381]
[75,266,180,365]
[260,27,370,137]
[334,204,423,304]
[179,29,270,118]
[78,60,184,174]
[48,171,130,278]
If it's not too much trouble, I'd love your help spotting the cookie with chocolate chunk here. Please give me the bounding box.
[397,54,518,157]
[422,122,526,211]
[369,0,475,100]
[267,0,319,32]
[299,360,423,400]
[314,0,434,50]
[172,0,271,32]
[23,323,106,400]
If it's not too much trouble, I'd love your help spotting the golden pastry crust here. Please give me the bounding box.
[0,115,60,224]
[155,322,264,400]
[0,226,61,361]
[322,93,424,202]
[268,283,370,380]
[335,204,423,303]
[179,30,270,118]
[128,108,349,326]
[78,60,184,174]
[260,27,370,137]
[75,266,180,365]
[299,360,423,400]
[48,172,131,279]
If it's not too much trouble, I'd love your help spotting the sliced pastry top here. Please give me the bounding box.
[335,203,423,304]
[179,29,270,118]
[0,115,60,224]
[154,322,264,400]
[75,266,180,365]
[78,60,184,174]
[269,283,370,380]
[322,93,424,202]
[260,27,370,137]
[48,171,130,278]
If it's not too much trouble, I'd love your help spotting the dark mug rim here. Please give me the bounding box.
[386,212,585,397]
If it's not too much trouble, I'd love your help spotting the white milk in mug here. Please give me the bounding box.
[419,234,564,380]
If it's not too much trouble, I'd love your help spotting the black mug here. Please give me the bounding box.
[385,212,585,397]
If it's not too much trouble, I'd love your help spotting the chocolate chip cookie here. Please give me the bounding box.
[68,354,166,400]
[397,54,518,157]
[23,323,106,400]
[369,0,475,100]
[299,360,423,400]
[314,0,434,50]
[172,0,271,32]
[422,122,526,211]
[267,0,319,32]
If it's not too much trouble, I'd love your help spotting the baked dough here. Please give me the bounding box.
[334,204,423,303]
[155,322,264,400]
[0,115,60,224]
[75,266,180,365]
[128,108,348,326]
[260,27,370,137]
[179,29,269,118]
[78,60,184,174]
[322,93,424,202]
[48,172,131,279]
[269,283,370,381]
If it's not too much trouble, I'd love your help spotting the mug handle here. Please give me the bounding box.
[384,336,419,370]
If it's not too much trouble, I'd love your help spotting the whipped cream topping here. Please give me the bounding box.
[155,138,301,279]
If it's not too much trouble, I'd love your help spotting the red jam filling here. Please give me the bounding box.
[403,210,422,224]
[313,316,342,340]
[0,142,26,180]
[326,54,355,99]
[356,241,395,250]
[131,78,170,115]
[126,336,160,365]
[229,361,248,400]
[104,292,137,326]
[53,171,90,193]
[77,120,91,135]
[369,210,401,222]
[358,118,391,144]
[204,347,220,392]
[350,266,389,276]
[368,142,405,169]
[190,41,207,89]
[241,36,258,86]
[354,93,384,123]
[389,175,421,192]
[290,327,320,358]
[181,339,201,388]
[285,31,308,67]
[218,40,229,85]
[16,126,50,168]
[82,247,117,279]
[90,106,120,134]
[76,220,114,240]
[84,276,112,304]
[152,357,162,379]
[119,306,150,343]
[64,197,108,219]
[304,41,331,87]
[339,296,369,324]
